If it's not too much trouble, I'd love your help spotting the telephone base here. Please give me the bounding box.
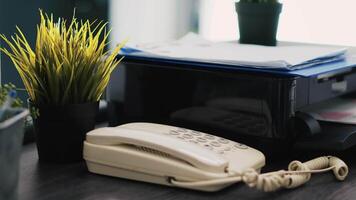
[86,161,168,185]
[86,161,230,192]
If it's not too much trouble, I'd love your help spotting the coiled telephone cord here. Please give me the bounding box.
[171,156,348,192]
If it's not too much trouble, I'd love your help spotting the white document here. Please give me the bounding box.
[128,33,347,70]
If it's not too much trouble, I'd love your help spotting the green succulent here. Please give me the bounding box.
[0,83,23,108]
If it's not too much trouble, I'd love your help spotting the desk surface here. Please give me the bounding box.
[19,143,356,200]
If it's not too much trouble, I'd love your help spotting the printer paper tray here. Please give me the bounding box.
[169,106,356,151]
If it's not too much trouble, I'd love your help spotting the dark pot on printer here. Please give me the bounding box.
[29,101,98,163]
[235,1,282,46]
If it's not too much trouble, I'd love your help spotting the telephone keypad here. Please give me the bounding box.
[169,128,249,154]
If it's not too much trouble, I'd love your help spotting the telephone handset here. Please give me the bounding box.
[83,122,348,192]
[85,126,229,173]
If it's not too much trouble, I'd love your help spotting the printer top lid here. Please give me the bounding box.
[120,52,356,78]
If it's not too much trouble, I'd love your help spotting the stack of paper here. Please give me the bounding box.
[121,33,347,71]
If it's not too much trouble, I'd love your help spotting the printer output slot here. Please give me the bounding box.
[307,68,356,104]
[317,68,354,83]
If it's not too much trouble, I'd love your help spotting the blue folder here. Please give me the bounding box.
[119,48,356,78]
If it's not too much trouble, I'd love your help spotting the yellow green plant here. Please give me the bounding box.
[0,10,126,106]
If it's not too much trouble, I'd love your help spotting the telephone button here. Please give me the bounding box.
[182,133,193,139]
[204,134,215,140]
[177,136,185,140]
[218,138,229,144]
[169,130,180,135]
[210,141,221,147]
[176,128,188,133]
[189,140,198,144]
[203,144,213,150]
[191,131,202,136]
[223,147,231,151]
[197,137,207,143]
[234,143,248,149]
[217,151,225,154]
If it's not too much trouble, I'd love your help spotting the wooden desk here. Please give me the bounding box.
[19,143,356,200]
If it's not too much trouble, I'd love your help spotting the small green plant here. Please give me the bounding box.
[0,10,126,106]
[0,83,23,108]
[239,0,278,3]
[29,107,40,120]
[0,83,25,121]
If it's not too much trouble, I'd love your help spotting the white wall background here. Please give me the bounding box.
[108,0,196,101]
[199,0,238,41]
[279,0,356,46]
[199,0,356,46]
[109,0,196,47]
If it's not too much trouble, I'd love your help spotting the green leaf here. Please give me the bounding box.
[0,10,127,106]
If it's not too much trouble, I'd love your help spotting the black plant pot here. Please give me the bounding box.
[235,2,282,46]
[29,101,99,163]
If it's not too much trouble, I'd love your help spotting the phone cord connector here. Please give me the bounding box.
[170,156,348,192]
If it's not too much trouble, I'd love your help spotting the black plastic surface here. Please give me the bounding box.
[121,61,295,139]
[108,58,356,151]
[294,112,321,137]
[295,121,356,151]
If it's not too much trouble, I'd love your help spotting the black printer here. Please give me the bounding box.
[108,52,356,152]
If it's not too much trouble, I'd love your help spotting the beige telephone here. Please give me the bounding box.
[83,122,349,192]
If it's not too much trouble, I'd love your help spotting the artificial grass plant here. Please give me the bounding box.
[0,10,126,106]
